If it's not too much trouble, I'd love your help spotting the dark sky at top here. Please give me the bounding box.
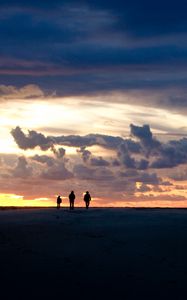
[1,0,187,100]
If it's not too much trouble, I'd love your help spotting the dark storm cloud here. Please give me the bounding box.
[10,126,145,172]
[117,144,149,170]
[151,138,187,169]
[11,124,187,173]
[120,152,136,169]
[1,0,187,105]
[11,126,125,150]
[11,127,52,150]
[137,159,149,170]
[130,124,161,156]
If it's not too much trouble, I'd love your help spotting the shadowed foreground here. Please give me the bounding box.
[0,208,187,299]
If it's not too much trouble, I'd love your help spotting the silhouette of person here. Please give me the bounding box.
[69,191,75,210]
[57,195,62,209]
[84,191,91,209]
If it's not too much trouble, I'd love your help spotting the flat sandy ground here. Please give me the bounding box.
[0,207,187,299]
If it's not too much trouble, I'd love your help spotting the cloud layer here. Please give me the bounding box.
[0,0,187,115]
[11,124,187,171]
[0,124,184,202]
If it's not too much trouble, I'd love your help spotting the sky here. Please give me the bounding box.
[1,0,187,207]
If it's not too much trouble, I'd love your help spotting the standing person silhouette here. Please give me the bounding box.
[69,191,75,210]
[84,191,91,209]
[56,195,62,209]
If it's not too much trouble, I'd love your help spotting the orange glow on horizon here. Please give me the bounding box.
[0,193,187,208]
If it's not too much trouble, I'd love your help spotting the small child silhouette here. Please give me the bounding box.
[57,195,62,209]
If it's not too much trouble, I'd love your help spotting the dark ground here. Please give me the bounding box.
[0,208,187,299]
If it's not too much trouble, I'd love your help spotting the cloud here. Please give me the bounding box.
[134,172,160,185]
[151,138,187,168]
[12,156,32,178]
[11,126,143,155]
[120,169,139,178]
[11,126,125,150]
[31,155,55,167]
[52,147,66,159]
[136,183,151,193]
[130,124,161,156]
[2,1,187,40]
[0,0,187,106]
[117,142,149,170]
[73,163,114,182]
[0,84,45,100]
[77,146,91,162]
[121,152,136,169]
[11,124,187,174]
[73,164,94,180]
[137,159,149,170]
[41,162,73,180]
[120,169,161,185]
[5,121,187,203]
[90,157,110,167]
[11,126,52,150]
[77,147,112,168]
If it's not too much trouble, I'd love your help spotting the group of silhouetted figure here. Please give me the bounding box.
[56,191,91,210]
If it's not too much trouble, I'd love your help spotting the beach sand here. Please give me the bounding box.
[0,207,187,299]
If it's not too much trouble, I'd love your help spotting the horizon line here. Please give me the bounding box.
[0,206,187,210]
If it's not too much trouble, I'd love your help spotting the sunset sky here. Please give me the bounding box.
[1,0,187,207]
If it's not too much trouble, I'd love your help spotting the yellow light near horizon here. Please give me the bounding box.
[0,193,54,207]
[0,193,187,208]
